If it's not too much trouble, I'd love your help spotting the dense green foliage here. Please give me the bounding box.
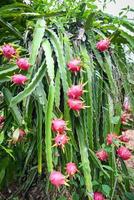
[0,0,134,199]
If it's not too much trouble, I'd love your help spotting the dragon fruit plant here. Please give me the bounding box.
[0,1,134,200]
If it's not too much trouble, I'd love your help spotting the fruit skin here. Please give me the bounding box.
[67,84,83,99]
[51,119,67,134]
[2,44,16,59]
[0,116,5,124]
[54,134,69,149]
[117,146,131,160]
[94,192,105,200]
[96,149,108,161]
[119,133,129,142]
[106,133,118,145]
[67,59,81,73]
[17,58,30,71]
[67,98,85,112]
[49,171,66,188]
[12,74,28,85]
[96,39,110,52]
[66,162,78,176]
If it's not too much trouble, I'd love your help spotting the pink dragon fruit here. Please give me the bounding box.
[49,171,66,188]
[94,192,105,200]
[12,74,28,85]
[66,162,78,176]
[96,149,108,161]
[96,39,110,52]
[17,58,30,71]
[2,44,16,59]
[54,134,69,149]
[106,133,118,145]
[51,119,67,134]
[67,84,84,99]
[119,132,129,142]
[67,98,85,112]
[117,146,131,160]
[67,59,81,73]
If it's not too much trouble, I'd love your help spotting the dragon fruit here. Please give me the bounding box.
[67,99,85,112]
[49,171,66,188]
[117,146,131,160]
[96,149,108,161]
[67,59,81,73]
[52,119,67,134]
[2,44,16,59]
[54,134,69,149]
[106,133,118,145]
[67,84,84,99]
[94,192,105,200]
[17,58,30,71]
[66,162,78,176]
[12,74,28,85]
[119,132,129,142]
[96,39,110,52]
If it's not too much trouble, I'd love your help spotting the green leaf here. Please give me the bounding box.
[102,184,111,196]
[42,39,54,83]
[3,88,22,126]
[0,18,22,39]
[76,121,93,199]
[0,132,4,144]
[120,30,134,49]
[0,169,5,184]
[45,84,55,172]
[48,29,68,94]
[0,65,18,82]
[55,70,61,109]
[28,18,46,78]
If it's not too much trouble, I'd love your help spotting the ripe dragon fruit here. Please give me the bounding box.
[96,39,110,52]
[94,192,105,200]
[66,162,78,176]
[67,98,85,112]
[67,59,81,73]
[67,84,84,99]
[96,149,108,161]
[51,119,67,134]
[12,74,28,85]
[54,134,69,149]
[117,146,131,160]
[49,171,66,188]
[119,132,129,142]
[17,58,30,71]
[2,44,16,59]
[106,133,118,145]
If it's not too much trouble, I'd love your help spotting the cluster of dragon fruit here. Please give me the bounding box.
[0,38,133,200]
